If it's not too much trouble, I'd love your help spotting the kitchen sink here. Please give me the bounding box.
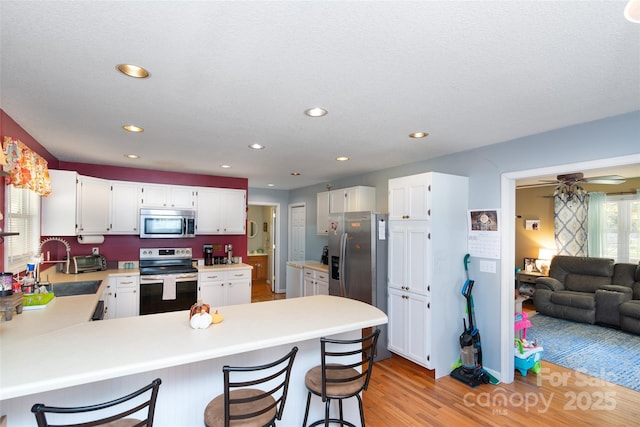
[50,280,102,297]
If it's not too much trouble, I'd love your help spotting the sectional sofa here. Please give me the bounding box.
[533,255,640,335]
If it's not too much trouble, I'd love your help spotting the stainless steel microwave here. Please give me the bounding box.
[139,208,196,238]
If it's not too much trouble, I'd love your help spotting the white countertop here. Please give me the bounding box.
[0,294,386,400]
[286,260,329,272]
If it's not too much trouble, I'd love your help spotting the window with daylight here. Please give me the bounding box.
[603,195,640,264]
[4,184,40,273]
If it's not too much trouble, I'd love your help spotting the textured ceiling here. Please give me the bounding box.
[1,1,639,190]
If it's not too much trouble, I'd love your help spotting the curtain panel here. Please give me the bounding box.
[2,136,52,196]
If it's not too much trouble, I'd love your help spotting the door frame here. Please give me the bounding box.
[248,202,281,293]
[500,153,640,383]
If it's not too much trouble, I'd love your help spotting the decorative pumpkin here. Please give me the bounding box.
[189,301,212,329]
[212,310,224,324]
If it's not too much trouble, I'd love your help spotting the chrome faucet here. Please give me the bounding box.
[36,237,71,282]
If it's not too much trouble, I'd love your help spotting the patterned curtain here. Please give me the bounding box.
[554,186,589,256]
[2,136,52,196]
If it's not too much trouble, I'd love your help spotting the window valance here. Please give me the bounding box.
[2,136,52,196]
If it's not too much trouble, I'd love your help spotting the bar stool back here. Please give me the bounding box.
[31,378,161,427]
[204,346,298,427]
[302,328,380,427]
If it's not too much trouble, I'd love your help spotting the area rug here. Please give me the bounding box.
[526,314,640,392]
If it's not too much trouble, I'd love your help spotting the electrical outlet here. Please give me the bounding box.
[92,247,99,255]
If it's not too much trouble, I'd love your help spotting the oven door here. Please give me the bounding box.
[139,273,198,315]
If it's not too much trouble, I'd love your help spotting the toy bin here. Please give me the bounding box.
[514,346,543,377]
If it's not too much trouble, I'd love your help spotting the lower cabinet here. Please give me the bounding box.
[387,287,430,367]
[104,275,140,319]
[198,269,251,307]
[303,268,329,296]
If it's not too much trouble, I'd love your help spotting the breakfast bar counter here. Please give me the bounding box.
[0,295,387,426]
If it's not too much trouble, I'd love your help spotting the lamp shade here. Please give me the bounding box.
[538,248,556,261]
[625,0,640,23]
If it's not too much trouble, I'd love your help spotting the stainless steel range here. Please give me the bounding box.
[139,247,198,315]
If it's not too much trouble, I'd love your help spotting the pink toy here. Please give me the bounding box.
[514,312,532,339]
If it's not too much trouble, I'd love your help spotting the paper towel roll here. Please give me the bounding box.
[77,235,105,244]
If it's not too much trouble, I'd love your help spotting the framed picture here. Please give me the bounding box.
[525,220,540,230]
[523,258,540,273]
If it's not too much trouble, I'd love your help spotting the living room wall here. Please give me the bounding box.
[515,177,640,269]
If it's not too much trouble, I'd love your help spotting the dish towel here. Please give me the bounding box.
[162,276,177,300]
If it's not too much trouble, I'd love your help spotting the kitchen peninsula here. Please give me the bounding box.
[0,276,386,426]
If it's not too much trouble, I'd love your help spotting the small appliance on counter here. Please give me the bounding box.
[70,255,107,273]
[203,244,213,266]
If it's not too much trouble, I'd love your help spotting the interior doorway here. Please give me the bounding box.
[247,203,279,293]
[500,153,640,384]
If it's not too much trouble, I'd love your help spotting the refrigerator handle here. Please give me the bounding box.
[339,232,348,297]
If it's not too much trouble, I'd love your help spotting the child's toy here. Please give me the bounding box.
[514,338,542,376]
[514,311,532,339]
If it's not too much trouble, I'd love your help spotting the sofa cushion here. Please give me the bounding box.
[548,256,614,293]
[612,263,638,287]
[619,300,640,318]
[550,291,595,310]
[564,274,611,293]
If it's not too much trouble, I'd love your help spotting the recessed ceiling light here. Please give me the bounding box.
[267,184,275,187]
[248,143,265,150]
[409,132,429,138]
[291,172,301,176]
[125,154,139,159]
[221,164,231,169]
[304,107,328,117]
[336,156,349,162]
[116,64,150,78]
[123,124,144,133]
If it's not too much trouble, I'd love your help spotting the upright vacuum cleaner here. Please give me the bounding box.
[450,254,490,387]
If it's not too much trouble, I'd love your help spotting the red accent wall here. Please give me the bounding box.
[1,110,249,271]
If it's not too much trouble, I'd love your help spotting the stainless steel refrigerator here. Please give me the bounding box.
[328,211,391,360]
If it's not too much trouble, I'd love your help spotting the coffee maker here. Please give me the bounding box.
[321,246,329,265]
[203,244,213,266]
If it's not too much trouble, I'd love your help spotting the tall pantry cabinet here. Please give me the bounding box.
[387,172,468,378]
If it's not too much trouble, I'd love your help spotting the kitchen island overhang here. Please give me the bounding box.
[1,295,387,426]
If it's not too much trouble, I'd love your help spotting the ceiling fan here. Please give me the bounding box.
[541,172,627,186]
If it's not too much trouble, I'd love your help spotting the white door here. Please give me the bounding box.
[289,204,306,261]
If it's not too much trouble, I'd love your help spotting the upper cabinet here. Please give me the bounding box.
[41,170,79,236]
[195,187,246,235]
[110,181,140,234]
[139,183,195,209]
[388,174,432,220]
[316,186,375,235]
[77,175,111,235]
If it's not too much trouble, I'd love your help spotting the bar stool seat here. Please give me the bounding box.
[204,389,276,427]
[304,364,365,398]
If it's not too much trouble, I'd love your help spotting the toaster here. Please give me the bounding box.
[70,255,107,273]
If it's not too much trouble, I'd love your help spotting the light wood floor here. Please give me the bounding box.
[363,354,637,426]
[251,279,285,303]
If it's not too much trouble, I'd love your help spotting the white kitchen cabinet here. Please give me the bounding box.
[316,191,330,235]
[387,172,468,378]
[77,175,111,235]
[139,183,195,209]
[41,170,79,236]
[387,287,429,367]
[109,275,140,318]
[303,268,329,296]
[316,186,375,235]
[198,269,251,307]
[102,280,117,320]
[109,180,140,234]
[388,174,432,220]
[195,187,246,235]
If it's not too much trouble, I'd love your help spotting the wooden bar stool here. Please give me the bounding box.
[31,378,161,427]
[204,346,298,427]
[302,329,380,427]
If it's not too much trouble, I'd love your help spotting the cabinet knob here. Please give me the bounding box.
[428,209,431,216]
[428,233,431,239]
[427,285,430,292]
